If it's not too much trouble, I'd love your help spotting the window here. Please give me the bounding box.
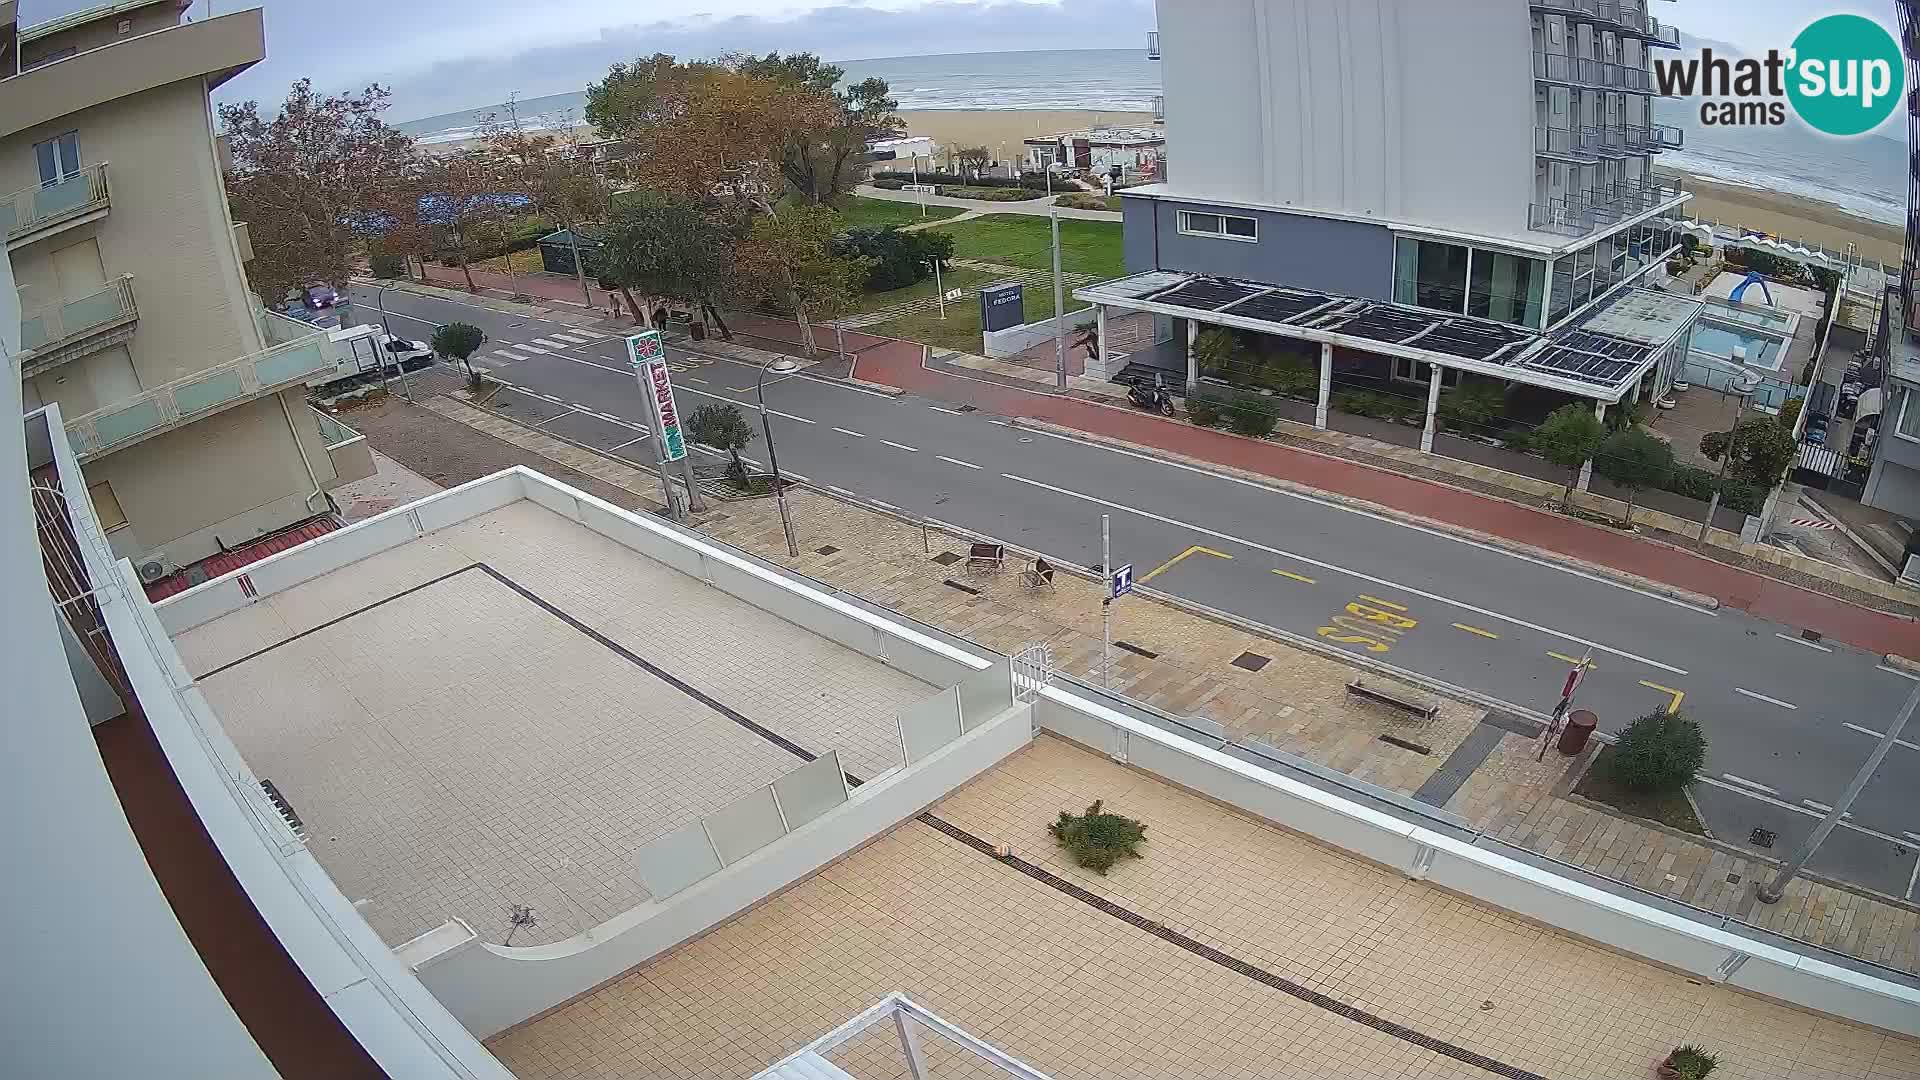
[87,480,127,532]
[1393,238,1469,313]
[1900,389,1920,442]
[34,131,80,186]
[1178,210,1257,243]
[1393,357,1460,388]
[1468,250,1547,328]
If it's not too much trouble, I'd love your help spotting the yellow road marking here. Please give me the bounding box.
[1140,545,1233,583]
[1271,569,1317,584]
[1547,651,1596,668]
[1358,594,1408,611]
[1453,623,1500,639]
[1640,680,1685,714]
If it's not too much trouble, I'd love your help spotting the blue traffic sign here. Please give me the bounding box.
[1110,563,1134,599]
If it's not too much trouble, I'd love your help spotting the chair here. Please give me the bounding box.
[1022,557,1056,590]
[966,542,1006,572]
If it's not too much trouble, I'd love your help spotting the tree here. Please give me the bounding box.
[1595,427,1675,525]
[431,322,486,375]
[1534,403,1606,509]
[1609,710,1707,794]
[734,204,871,354]
[834,226,951,291]
[598,194,741,337]
[1191,328,1239,377]
[418,154,514,293]
[686,402,758,483]
[732,52,906,207]
[478,99,609,297]
[220,79,417,304]
[1701,414,1797,491]
[956,145,992,176]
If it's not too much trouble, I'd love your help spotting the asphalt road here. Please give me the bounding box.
[350,286,1920,903]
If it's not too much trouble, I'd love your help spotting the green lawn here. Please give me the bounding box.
[933,214,1126,279]
[844,266,998,318]
[869,272,1079,355]
[833,195,962,230]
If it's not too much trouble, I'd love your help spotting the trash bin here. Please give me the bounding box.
[1557,709,1598,755]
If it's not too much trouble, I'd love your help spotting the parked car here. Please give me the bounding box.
[303,284,338,310]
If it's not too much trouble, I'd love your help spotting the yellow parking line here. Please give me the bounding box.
[1453,623,1500,640]
[1271,569,1317,584]
[1140,545,1234,583]
[1547,650,1596,668]
[1358,594,1407,611]
[1640,680,1685,714]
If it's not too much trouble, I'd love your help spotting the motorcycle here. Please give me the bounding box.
[1127,373,1176,417]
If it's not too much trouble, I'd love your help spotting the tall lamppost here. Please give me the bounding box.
[758,356,801,557]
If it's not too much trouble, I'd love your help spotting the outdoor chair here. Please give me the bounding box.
[966,542,1006,573]
[1022,557,1056,591]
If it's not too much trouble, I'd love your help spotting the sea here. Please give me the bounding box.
[394,47,1909,227]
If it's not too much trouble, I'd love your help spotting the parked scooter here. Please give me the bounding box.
[1127,373,1175,417]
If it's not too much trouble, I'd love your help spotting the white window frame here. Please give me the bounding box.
[1392,357,1461,388]
[1178,209,1258,243]
[35,130,81,186]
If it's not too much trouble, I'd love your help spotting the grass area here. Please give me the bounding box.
[939,186,1050,202]
[869,272,1082,355]
[833,195,962,230]
[845,266,998,318]
[462,249,544,275]
[1572,746,1706,835]
[935,214,1126,279]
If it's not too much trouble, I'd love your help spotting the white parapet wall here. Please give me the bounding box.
[396,703,1034,1039]
[1033,688,1920,1039]
[982,305,1098,359]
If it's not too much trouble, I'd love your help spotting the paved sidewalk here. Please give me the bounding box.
[413,262,617,311]
[849,345,1920,659]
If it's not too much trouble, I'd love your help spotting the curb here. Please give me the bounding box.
[1018,418,1724,613]
[1883,653,1920,675]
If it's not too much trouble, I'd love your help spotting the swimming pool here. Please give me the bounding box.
[1690,319,1785,370]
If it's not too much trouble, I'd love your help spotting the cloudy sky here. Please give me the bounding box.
[16,0,1906,122]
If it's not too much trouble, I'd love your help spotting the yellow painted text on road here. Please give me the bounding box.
[1318,599,1419,654]
[1141,545,1233,583]
[1358,595,1408,612]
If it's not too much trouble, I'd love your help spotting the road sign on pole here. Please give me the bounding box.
[1539,654,1593,761]
[1109,563,1134,600]
[627,331,687,463]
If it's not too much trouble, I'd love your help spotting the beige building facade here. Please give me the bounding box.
[4,0,366,578]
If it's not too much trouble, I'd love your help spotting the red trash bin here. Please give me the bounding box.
[1557,709,1598,755]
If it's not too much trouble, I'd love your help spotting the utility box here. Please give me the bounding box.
[980,282,1026,332]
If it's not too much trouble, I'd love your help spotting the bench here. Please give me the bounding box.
[967,542,1006,572]
[1022,557,1056,590]
[1345,679,1438,725]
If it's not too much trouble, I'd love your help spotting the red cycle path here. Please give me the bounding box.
[853,346,1920,659]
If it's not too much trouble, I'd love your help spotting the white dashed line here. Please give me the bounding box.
[770,409,815,424]
[882,440,919,452]
[1842,722,1920,750]
[531,337,568,348]
[938,455,982,470]
[512,344,550,355]
[928,405,966,416]
[1802,799,1851,818]
[1719,773,1781,797]
[833,427,866,438]
[491,349,528,362]
[570,402,595,411]
[607,434,650,451]
[1734,687,1797,709]
[1879,664,1920,681]
[871,499,899,510]
[986,420,1010,427]
[827,485,857,497]
[592,412,626,424]
[1775,633,1833,653]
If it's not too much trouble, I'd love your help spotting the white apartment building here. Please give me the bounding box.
[3,0,371,595]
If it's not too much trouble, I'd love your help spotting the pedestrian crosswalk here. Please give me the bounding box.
[468,327,613,369]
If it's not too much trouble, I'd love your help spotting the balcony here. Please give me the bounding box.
[2,162,109,250]
[1152,94,1164,121]
[1531,0,1681,47]
[64,330,332,461]
[1533,51,1657,94]
[1536,125,1596,161]
[1651,122,1684,150]
[1588,125,1629,158]
[19,275,137,378]
[312,406,375,486]
[1146,30,1159,59]
[1529,179,1685,239]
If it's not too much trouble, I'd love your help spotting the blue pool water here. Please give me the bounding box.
[1691,320,1784,370]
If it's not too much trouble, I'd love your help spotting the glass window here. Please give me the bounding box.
[1393,357,1459,387]
[1468,250,1546,327]
[1180,211,1221,235]
[1548,257,1573,327]
[1901,389,1920,441]
[1178,210,1256,242]
[35,131,81,185]
[87,480,127,531]
[1224,216,1256,239]
[1392,238,1469,313]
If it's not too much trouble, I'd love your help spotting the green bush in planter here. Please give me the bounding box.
[1666,1044,1719,1079]
[1610,710,1707,794]
[1186,392,1224,427]
[1226,398,1278,437]
[1049,800,1146,874]
[1499,427,1533,453]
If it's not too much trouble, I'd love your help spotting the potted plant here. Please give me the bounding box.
[1657,1044,1718,1079]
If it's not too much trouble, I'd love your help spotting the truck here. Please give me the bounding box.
[307,323,436,391]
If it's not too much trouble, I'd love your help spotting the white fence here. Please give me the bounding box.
[982,305,1097,359]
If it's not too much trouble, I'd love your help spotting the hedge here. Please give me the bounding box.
[438,216,553,267]
[871,170,1057,190]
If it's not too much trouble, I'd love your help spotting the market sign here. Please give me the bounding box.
[626,331,686,462]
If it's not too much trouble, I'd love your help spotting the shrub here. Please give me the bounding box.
[1049,800,1146,875]
[1534,403,1606,509]
[1055,192,1115,212]
[835,226,952,291]
[370,252,407,279]
[1499,428,1533,453]
[1667,1045,1719,1080]
[938,186,1047,201]
[1258,356,1318,398]
[1187,392,1224,428]
[1609,710,1707,794]
[439,215,552,266]
[431,322,486,372]
[1191,328,1240,379]
[1594,427,1675,524]
[871,178,906,190]
[1226,397,1278,437]
[1438,380,1507,434]
[1662,463,1719,502]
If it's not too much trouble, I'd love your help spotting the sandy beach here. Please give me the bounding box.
[895,109,1157,157]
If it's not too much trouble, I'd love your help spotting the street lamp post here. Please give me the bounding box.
[373,283,414,402]
[758,357,801,557]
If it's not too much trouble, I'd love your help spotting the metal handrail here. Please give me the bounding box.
[19,274,135,356]
[2,161,110,240]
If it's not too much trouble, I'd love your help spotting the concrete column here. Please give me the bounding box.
[1095,305,1110,380]
[1420,364,1444,453]
[1315,342,1333,430]
[1578,400,1607,491]
[1185,319,1199,391]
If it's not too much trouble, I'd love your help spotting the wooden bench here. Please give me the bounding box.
[1345,679,1438,725]
[967,542,1006,572]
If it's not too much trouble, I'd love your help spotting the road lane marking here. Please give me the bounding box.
[883,440,919,452]
[998,471,1688,675]
[1776,633,1833,653]
[1802,799,1851,818]
[1734,687,1797,710]
[827,485,857,497]
[727,386,753,393]
[770,409,814,424]
[570,402,594,411]
[986,420,1010,426]
[1697,776,1911,845]
[938,455,982,470]
[872,499,899,510]
[1013,424,1717,615]
[685,377,708,384]
[531,337,568,348]
[1547,651,1595,668]
[1639,681,1685,714]
[928,405,966,416]
[1453,623,1500,639]
[833,427,867,438]
[1720,773,1780,796]
[1358,595,1407,611]
[491,349,528,362]
[1841,722,1920,750]
[1879,664,1920,681]
[1141,545,1234,583]
[1271,569,1317,584]
[607,434,650,451]
[1909,854,1920,901]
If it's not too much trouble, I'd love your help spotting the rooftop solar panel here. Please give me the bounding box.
[1230,289,1334,324]
[1158,279,1262,311]
[1328,306,1433,344]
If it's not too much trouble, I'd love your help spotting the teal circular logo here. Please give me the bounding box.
[1787,14,1905,136]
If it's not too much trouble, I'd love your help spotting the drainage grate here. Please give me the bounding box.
[1726,873,1742,885]
[943,578,982,595]
[931,551,962,566]
[1378,734,1432,755]
[259,778,305,837]
[1750,828,1776,848]
[1231,651,1271,672]
[815,545,841,556]
[1113,641,1158,659]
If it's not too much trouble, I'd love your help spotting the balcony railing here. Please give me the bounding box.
[1589,125,1628,157]
[1146,30,1160,59]
[65,331,331,461]
[1651,122,1684,150]
[1530,179,1685,238]
[20,276,137,372]
[2,163,110,246]
[1536,125,1596,160]
[1152,94,1165,121]
[1532,0,1681,46]
[1533,51,1658,93]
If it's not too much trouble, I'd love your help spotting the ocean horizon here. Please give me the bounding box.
[395,47,1908,228]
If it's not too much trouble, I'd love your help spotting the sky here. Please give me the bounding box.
[14,0,1909,123]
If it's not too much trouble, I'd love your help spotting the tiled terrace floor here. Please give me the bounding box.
[172,501,931,946]
[489,737,1920,1080]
